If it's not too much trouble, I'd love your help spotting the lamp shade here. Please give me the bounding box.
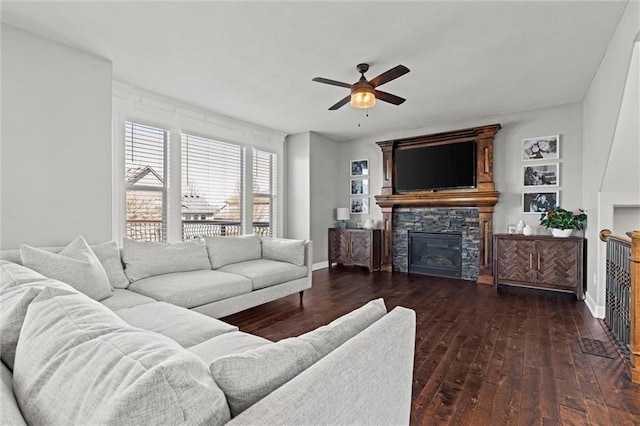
[350,86,376,109]
[336,207,350,221]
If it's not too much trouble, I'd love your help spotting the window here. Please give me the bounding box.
[253,149,277,237]
[124,121,168,242]
[181,133,245,240]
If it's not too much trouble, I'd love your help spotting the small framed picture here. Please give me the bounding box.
[523,191,559,214]
[523,135,559,160]
[350,197,369,214]
[350,159,369,176]
[523,163,559,187]
[350,178,369,195]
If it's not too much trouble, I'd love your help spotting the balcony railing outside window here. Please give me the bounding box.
[126,220,270,242]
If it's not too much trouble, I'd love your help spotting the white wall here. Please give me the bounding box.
[0,24,113,249]
[343,102,584,237]
[583,1,640,317]
[285,132,311,241]
[285,131,342,265]
[309,132,342,265]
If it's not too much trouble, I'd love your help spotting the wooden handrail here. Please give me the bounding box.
[601,228,640,383]
[630,230,640,383]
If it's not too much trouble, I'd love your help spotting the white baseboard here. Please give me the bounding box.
[584,292,605,319]
[312,261,329,271]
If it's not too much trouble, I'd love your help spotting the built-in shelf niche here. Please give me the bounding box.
[375,123,501,284]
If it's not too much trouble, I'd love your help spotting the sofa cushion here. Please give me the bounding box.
[209,338,320,417]
[261,237,306,266]
[90,241,129,289]
[128,270,252,309]
[13,288,230,425]
[188,331,271,364]
[205,234,262,269]
[1,361,26,426]
[20,236,113,301]
[1,241,129,289]
[100,288,157,311]
[208,299,387,417]
[219,259,308,290]
[298,298,387,358]
[0,280,77,371]
[0,260,46,290]
[114,302,238,347]
[121,239,211,282]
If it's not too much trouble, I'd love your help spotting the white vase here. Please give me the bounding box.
[516,220,525,234]
[551,228,573,238]
[523,224,534,236]
[363,219,375,230]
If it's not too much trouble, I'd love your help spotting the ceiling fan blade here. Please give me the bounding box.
[312,77,352,89]
[328,95,351,110]
[375,90,406,105]
[368,65,410,88]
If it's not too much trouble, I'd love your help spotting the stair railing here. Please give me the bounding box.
[600,229,640,383]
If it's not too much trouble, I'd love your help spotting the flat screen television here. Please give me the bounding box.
[395,141,477,192]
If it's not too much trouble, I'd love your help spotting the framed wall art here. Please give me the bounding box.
[523,191,559,214]
[523,135,559,160]
[523,163,559,187]
[350,178,369,195]
[350,159,369,176]
[350,197,369,214]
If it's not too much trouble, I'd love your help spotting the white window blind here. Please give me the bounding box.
[124,121,168,242]
[182,133,244,239]
[253,149,277,237]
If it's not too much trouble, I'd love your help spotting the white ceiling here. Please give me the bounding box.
[1,1,628,141]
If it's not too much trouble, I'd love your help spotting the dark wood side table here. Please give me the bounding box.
[493,234,586,300]
[328,228,382,272]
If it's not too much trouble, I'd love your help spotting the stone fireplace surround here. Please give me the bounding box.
[374,124,501,284]
[395,208,480,280]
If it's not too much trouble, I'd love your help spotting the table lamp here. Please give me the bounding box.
[336,208,350,228]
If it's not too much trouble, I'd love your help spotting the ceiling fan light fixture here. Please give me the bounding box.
[350,86,376,109]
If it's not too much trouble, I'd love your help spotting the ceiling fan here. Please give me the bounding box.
[312,63,410,110]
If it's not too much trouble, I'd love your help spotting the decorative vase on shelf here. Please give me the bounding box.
[551,228,573,238]
[516,220,525,234]
[523,224,534,236]
[363,219,375,230]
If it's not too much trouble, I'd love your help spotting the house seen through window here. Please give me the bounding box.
[124,121,168,242]
[124,122,277,241]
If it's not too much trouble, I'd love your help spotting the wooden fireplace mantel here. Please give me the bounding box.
[374,123,501,284]
[375,190,500,209]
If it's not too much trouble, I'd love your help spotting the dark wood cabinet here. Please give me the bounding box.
[493,234,585,300]
[328,228,381,272]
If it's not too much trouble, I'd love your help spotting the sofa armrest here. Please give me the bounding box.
[229,306,416,425]
[303,240,313,277]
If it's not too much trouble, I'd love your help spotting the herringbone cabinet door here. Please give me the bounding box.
[496,238,536,283]
[350,232,371,264]
[535,240,578,289]
[328,229,350,263]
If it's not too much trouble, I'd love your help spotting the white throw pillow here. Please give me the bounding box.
[210,338,320,417]
[209,298,387,417]
[205,235,262,269]
[90,241,129,289]
[121,239,211,282]
[261,237,306,266]
[21,236,112,301]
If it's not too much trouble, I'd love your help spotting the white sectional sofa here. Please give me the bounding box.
[0,234,312,318]
[0,238,417,425]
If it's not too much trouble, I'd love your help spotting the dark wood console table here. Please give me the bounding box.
[493,234,586,300]
[328,228,381,272]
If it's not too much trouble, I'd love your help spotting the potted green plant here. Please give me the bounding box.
[539,206,587,237]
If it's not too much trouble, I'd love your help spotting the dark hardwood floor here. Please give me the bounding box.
[223,267,640,425]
